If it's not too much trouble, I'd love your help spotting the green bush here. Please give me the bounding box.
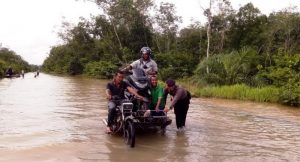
[156,52,195,80]
[84,61,118,79]
[0,59,6,77]
[0,48,31,76]
[194,48,262,86]
[279,79,300,106]
[258,53,300,87]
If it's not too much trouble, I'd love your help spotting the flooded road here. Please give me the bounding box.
[1,73,300,162]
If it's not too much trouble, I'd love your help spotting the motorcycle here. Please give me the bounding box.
[102,96,137,147]
[103,68,171,148]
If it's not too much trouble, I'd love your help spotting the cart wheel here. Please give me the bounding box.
[161,125,166,135]
[124,120,135,147]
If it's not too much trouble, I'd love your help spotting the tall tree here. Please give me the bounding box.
[94,0,154,62]
[267,7,300,55]
[154,2,182,53]
[95,0,123,59]
[204,0,212,74]
[228,3,267,50]
[202,0,233,73]
[210,0,234,53]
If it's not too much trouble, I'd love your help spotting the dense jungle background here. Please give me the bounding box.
[1,0,299,106]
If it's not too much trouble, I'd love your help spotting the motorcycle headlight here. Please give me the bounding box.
[122,102,133,114]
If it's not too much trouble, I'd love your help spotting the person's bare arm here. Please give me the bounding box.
[122,64,132,72]
[155,97,162,112]
[127,86,143,100]
[106,89,112,100]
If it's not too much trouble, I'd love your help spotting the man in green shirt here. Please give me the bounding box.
[144,76,165,116]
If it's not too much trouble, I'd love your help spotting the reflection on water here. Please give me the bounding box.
[1,73,300,161]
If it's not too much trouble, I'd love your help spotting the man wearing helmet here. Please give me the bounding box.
[123,47,158,76]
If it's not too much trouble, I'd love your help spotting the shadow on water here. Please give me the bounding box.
[1,73,300,161]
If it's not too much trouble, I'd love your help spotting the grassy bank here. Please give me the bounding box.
[194,84,280,103]
[177,80,281,103]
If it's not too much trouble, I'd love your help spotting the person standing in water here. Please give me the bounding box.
[21,69,25,78]
[164,79,191,132]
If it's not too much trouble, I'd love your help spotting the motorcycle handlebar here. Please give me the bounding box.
[134,95,150,102]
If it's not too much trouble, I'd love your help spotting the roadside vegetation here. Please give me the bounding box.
[37,0,299,107]
[0,47,35,78]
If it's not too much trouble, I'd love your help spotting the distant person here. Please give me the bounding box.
[34,70,39,78]
[164,79,191,132]
[21,69,25,78]
[123,47,158,76]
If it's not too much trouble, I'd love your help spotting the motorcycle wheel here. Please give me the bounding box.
[111,115,123,134]
[124,120,135,147]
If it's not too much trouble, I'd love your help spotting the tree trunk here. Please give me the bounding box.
[220,30,225,52]
[206,21,211,74]
[155,35,162,53]
[206,0,212,74]
[109,16,124,62]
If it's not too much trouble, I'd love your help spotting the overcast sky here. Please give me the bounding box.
[0,0,299,65]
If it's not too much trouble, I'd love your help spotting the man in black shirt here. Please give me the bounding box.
[164,79,191,132]
[105,70,143,133]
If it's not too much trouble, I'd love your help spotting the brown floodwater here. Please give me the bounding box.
[1,73,300,162]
